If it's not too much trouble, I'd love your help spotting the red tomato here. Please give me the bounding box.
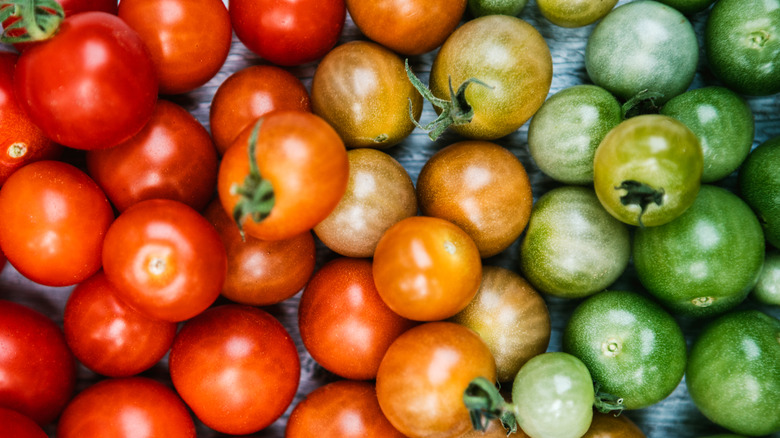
[0,160,114,287]
[13,12,157,150]
[0,51,61,186]
[217,110,349,241]
[209,65,312,155]
[0,407,48,438]
[86,99,219,212]
[101,199,227,322]
[169,304,301,435]
[118,0,232,94]
[229,0,346,66]
[63,271,178,377]
[298,257,417,380]
[56,377,196,438]
[0,300,76,426]
[286,380,406,437]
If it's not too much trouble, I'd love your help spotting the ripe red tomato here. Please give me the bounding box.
[0,160,114,287]
[56,377,196,438]
[101,199,227,322]
[13,11,157,150]
[118,0,232,94]
[86,99,219,212]
[298,257,417,380]
[169,304,301,435]
[63,271,178,377]
[0,407,48,438]
[0,300,76,426]
[229,0,346,66]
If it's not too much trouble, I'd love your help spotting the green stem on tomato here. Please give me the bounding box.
[621,89,665,119]
[593,381,625,414]
[615,180,664,228]
[0,0,64,43]
[463,377,518,434]
[229,120,275,240]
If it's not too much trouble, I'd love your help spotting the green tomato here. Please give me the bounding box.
[528,85,622,185]
[562,290,687,410]
[467,0,527,17]
[655,0,715,15]
[536,0,618,28]
[660,86,754,183]
[738,136,780,249]
[751,249,780,306]
[687,310,780,436]
[633,185,765,317]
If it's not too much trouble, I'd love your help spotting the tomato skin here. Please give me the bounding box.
[299,258,417,380]
[0,160,114,287]
[0,300,76,426]
[101,199,227,322]
[0,407,48,438]
[56,377,196,438]
[537,0,618,27]
[63,271,177,377]
[582,411,646,438]
[286,380,405,438]
[169,304,301,435]
[14,12,158,150]
[86,99,219,212]
[739,136,780,249]
[751,249,780,305]
[229,0,345,66]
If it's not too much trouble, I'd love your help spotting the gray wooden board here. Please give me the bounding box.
[1,0,779,437]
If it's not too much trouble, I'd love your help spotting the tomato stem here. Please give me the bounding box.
[593,381,625,414]
[615,180,664,228]
[621,90,665,119]
[0,0,64,43]
[463,377,517,434]
[229,120,275,239]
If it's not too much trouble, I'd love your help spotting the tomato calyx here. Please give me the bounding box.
[592,381,625,414]
[464,377,518,434]
[616,180,664,228]
[0,0,64,43]
[621,90,664,119]
[405,59,493,141]
[230,120,275,238]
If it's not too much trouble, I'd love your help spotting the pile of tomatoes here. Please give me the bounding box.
[0,0,779,437]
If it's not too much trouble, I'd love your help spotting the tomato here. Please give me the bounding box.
[450,266,550,382]
[633,185,765,317]
[593,114,703,227]
[217,110,349,241]
[299,257,417,380]
[563,290,687,410]
[13,11,157,150]
[314,148,417,258]
[0,300,76,425]
[686,310,780,436]
[585,1,698,104]
[519,186,631,299]
[86,99,219,212]
[656,0,715,15]
[346,0,466,56]
[0,51,61,186]
[63,271,177,377]
[537,0,618,27]
[751,249,780,306]
[0,407,48,438]
[311,40,423,149]
[209,65,312,155]
[118,0,231,95]
[527,85,622,185]
[286,380,405,438]
[705,0,780,96]
[101,199,227,322]
[582,411,646,438]
[372,216,483,321]
[376,322,496,438]
[416,140,533,258]
[203,199,315,306]
[660,86,755,183]
[56,377,196,438]
[416,14,551,140]
[0,160,114,287]
[229,0,345,66]
[739,136,780,248]
[467,0,527,17]
[169,304,300,435]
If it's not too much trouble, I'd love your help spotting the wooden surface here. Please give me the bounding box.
[1,0,779,437]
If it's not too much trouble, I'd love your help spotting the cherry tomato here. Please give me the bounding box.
[229,0,345,66]
[0,300,76,426]
[56,377,196,438]
[467,0,527,18]
[299,257,417,380]
[14,11,158,150]
[751,249,780,306]
[86,99,219,212]
[63,271,177,377]
[0,407,48,438]
[169,304,300,435]
[583,411,646,438]
[537,0,618,27]
[0,160,114,287]
[101,199,227,322]
[209,65,312,155]
[656,0,715,15]
[739,136,780,248]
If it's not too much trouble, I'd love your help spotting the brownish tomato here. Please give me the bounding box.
[346,0,467,55]
[209,65,312,155]
[417,141,533,258]
[203,199,316,306]
[298,257,417,380]
[376,322,497,438]
[86,99,219,212]
[286,380,406,438]
[582,411,646,438]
